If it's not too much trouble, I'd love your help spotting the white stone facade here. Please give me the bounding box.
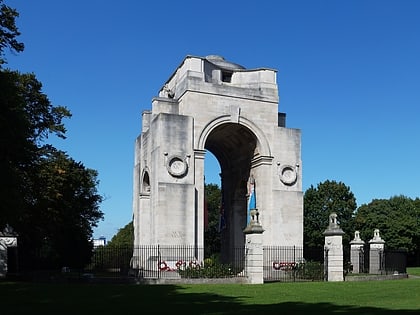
[132,55,302,268]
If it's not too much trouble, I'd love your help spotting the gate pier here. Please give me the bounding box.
[369,229,385,274]
[350,231,365,274]
[323,213,345,282]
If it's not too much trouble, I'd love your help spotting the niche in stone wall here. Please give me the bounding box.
[141,170,150,194]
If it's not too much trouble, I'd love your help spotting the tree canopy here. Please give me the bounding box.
[304,180,357,247]
[107,221,134,247]
[354,195,420,255]
[0,0,24,66]
[204,183,222,255]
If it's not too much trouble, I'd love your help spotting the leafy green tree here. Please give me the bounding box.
[90,221,133,272]
[204,183,221,256]
[107,221,134,247]
[354,195,420,263]
[0,2,70,230]
[17,149,104,269]
[0,69,72,230]
[0,1,104,270]
[304,180,357,248]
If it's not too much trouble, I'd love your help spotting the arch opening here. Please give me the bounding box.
[204,122,258,262]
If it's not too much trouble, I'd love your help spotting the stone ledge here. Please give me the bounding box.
[344,274,408,282]
[136,277,248,285]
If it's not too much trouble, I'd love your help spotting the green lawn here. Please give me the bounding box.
[1,278,419,314]
[407,267,420,277]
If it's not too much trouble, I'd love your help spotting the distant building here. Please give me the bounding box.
[92,236,106,247]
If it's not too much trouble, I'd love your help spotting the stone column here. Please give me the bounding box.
[0,240,7,278]
[349,231,365,274]
[0,225,18,278]
[0,238,18,277]
[369,229,385,274]
[323,213,345,282]
[243,208,264,284]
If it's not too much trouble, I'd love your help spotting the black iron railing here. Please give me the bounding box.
[263,246,325,282]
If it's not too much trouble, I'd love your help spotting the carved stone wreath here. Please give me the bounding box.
[166,155,188,177]
[278,164,297,185]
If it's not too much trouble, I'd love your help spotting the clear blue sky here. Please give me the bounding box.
[6,0,420,241]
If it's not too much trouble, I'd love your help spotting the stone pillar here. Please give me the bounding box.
[369,229,385,274]
[323,213,345,282]
[0,241,7,277]
[0,226,18,278]
[244,208,264,284]
[349,231,365,274]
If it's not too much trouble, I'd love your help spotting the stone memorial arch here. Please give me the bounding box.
[132,55,302,267]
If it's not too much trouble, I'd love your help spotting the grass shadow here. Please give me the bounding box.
[0,281,418,314]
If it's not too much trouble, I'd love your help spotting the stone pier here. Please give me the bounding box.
[369,229,385,274]
[323,213,345,282]
[350,231,365,274]
[243,209,264,284]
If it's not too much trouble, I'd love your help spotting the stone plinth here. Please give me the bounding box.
[243,210,264,284]
[323,213,345,282]
[244,233,264,284]
[243,209,264,234]
[0,225,18,278]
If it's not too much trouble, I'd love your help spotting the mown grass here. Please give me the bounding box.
[407,267,420,277]
[1,278,419,314]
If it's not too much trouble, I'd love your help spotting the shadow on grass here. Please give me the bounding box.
[242,303,419,315]
[0,282,418,315]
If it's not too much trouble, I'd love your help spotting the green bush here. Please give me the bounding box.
[178,255,238,278]
[294,260,324,281]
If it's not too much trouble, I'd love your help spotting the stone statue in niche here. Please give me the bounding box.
[247,175,256,225]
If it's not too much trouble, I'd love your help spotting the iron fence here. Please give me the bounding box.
[263,246,325,282]
[88,245,246,281]
[353,246,407,275]
[383,249,407,274]
[12,244,328,282]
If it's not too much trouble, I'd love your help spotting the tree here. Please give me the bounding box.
[354,195,420,265]
[0,0,24,66]
[0,1,104,270]
[1,3,71,229]
[204,183,221,256]
[304,180,357,248]
[107,221,134,247]
[0,69,72,230]
[17,149,104,269]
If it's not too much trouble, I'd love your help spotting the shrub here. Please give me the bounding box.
[178,255,237,278]
[294,260,324,281]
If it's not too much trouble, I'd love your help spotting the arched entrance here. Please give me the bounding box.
[205,122,258,262]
